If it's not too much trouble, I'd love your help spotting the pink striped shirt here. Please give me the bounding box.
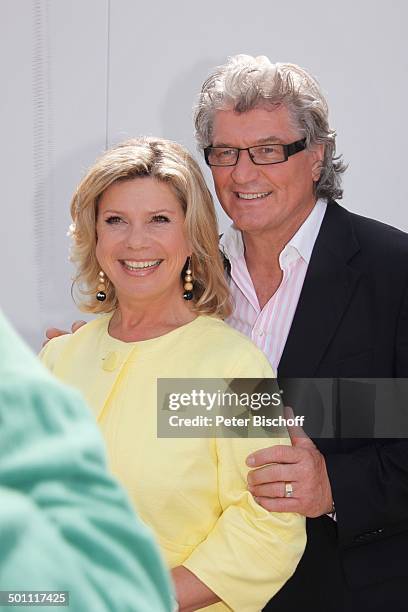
[220,199,327,372]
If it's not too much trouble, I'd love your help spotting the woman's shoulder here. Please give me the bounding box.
[39,316,110,371]
[192,316,259,349]
[187,316,275,377]
[39,333,72,372]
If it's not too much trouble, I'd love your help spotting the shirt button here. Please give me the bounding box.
[102,351,118,371]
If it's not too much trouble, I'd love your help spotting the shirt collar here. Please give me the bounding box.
[220,198,327,267]
[286,198,327,264]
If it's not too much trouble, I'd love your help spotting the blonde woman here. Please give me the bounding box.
[40,137,305,612]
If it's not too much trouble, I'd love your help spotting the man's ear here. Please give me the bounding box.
[311,143,325,182]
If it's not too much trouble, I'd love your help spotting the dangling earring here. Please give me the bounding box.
[96,270,107,302]
[183,257,193,301]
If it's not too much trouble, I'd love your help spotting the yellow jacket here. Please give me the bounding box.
[40,314,306,612]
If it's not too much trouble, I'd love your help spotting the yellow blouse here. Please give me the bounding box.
[40,315,305,612]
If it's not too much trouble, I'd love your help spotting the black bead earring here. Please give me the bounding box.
[183,257,193,301]
[96,270,106,302]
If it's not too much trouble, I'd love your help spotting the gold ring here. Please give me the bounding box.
[284,482,294,498]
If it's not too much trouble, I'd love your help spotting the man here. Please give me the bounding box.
[193,55,408,612]
[47,55,408,610]
[0,309,173,612]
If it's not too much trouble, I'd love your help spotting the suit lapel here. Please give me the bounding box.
[278,202,361,377]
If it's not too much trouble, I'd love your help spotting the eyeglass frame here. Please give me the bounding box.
[203,137,307,167]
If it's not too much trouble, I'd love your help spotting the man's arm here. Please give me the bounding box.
[325,280,408,542]
[248,282,408,541]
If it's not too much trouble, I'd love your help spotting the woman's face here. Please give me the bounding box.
[95,177,191,305]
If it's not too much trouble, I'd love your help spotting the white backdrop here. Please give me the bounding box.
[1,0,407,349]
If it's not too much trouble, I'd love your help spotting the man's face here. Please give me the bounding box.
[210,106,324,238]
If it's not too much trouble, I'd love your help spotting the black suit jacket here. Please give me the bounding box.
[235,202,408,612]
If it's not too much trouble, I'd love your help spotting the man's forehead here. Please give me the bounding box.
[211,106,296,147]
[213,134,285,147]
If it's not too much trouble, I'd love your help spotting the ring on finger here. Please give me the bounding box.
[284,482,294,498]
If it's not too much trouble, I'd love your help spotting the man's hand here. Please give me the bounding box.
[43,320,86,347]
[246,408,333,517]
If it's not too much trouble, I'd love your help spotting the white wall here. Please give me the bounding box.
[1,0,407,348]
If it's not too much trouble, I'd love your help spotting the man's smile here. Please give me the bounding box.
[235,191,273,200]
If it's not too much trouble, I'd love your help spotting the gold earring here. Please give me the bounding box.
[183,257,193,301]
[96,270,106,302]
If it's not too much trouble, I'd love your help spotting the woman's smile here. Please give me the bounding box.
[119,259,163,276]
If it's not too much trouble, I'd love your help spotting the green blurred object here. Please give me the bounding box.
[0,310,173,612]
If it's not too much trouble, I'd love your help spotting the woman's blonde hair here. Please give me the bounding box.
[70,137,231,318]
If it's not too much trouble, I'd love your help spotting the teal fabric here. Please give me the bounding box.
[0,311,173,612]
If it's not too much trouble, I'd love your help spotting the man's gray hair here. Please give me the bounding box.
[194,54,346,200]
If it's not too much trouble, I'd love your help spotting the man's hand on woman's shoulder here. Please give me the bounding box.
[43,320,86,347]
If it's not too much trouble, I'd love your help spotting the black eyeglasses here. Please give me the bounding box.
[204,138,307,167]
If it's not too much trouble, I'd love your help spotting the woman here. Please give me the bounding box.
[40,137,305,611]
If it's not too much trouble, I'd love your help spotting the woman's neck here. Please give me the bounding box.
[108,295,197,342]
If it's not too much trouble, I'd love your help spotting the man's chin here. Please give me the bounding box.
[230,214,270,234]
